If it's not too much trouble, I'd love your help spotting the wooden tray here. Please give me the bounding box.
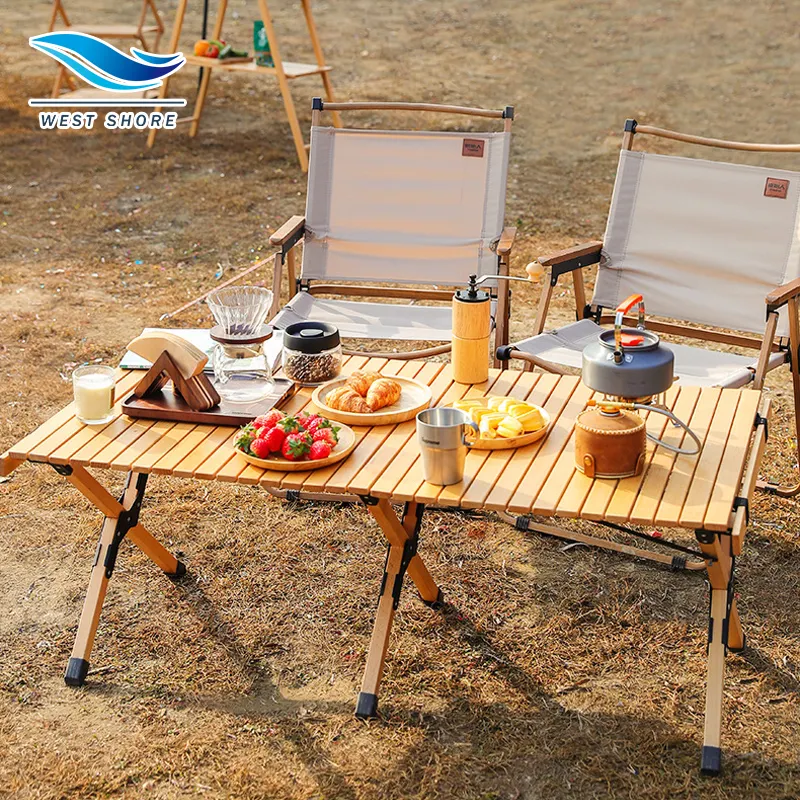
[122,379,295,425]
[311,376,432,426]
[190,55,253,65]
[233,423,356,471]
[470,409,551,450]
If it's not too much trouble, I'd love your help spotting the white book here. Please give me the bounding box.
[119,328,284,373]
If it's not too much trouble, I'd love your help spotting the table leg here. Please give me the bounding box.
[66,513,118,686]
[60,467,185,686]
[356,539,406,718]
[189,67,213,138]
[694,530,742,775]
[356,499,441,717]
[701,587,727,776]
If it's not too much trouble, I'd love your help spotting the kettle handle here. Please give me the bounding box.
[613,294,646,360]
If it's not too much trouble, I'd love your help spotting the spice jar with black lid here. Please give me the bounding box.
[282,322,342,386]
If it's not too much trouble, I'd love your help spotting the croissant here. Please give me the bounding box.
[326,386,372,413]
[346,370,381,397]
[366,378,402,411]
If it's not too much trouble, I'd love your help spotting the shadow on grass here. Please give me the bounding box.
[83,509,800,798]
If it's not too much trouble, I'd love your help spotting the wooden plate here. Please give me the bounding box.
[470,408,551,450]
[311,376,432,426]
[233,423,357,471]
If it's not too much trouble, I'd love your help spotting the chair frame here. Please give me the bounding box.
[502,118,800,496]
[269,99,517,364]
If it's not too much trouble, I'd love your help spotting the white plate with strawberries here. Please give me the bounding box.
[233,409,357,471]
[452,396,551,450]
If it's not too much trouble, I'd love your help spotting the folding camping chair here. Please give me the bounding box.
[268,99,516,362]
[499,119,800,497]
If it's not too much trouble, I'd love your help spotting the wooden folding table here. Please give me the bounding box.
[0,356,769,775]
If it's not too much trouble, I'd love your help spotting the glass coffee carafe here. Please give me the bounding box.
[206,286,275,403]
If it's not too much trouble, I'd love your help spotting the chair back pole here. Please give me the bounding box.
[624,118,800,153]
[311,98,513,122]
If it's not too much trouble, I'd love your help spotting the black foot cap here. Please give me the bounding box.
[64,658,90,687]
[420,589,445,611]
[700,745,722,776]
[355,692,379,719]
[168,560,187,580]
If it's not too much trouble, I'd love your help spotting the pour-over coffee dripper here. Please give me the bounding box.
[206,286,273,338]
[206,286,276,403]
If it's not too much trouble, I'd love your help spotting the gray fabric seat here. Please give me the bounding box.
[514,319,785,388]
[272,291,496,341]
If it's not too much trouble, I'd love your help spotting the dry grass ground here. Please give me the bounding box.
[2,0,800,797]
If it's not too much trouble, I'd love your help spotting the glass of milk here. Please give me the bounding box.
[73,365,116,425]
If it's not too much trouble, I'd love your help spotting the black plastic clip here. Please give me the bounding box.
[722,555,739,653]
[706,560,740,655]
[705,582,714,651]
[732,496,750,525]
[392,534,418,610]
[104,473,148,579]
[514,515,531,532]
[670,555,687,571]
[51,463,74,476]
[384,503,425,609]
[695,529,716,545]
[495,345,514,363]
[405,502,425,538]
[755,412,769,441]
[285,489,301,503]
[359,494,379,507]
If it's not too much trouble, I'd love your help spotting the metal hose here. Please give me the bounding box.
[634,403,703,455]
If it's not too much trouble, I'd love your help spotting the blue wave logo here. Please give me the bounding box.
[29,32,184,92]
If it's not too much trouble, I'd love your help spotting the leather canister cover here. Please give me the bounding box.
[575,408,646,479]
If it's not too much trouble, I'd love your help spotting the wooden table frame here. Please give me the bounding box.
[0,358,769,775]
[146,0,340,171]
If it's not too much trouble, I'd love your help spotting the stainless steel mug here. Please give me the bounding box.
[416,407,479,485]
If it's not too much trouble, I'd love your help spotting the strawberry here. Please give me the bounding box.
[307,416,338,436]
[281,432,311,461]
[235,422,258,453]
[309,440,332,460]
[296,411,318,430]
[250,437,272,459]
[312,427,338,446]
[262,426,286,453]
[277,414,303,434]
[254,409,284,431]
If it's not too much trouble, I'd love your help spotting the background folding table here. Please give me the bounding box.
[0,356,768,775]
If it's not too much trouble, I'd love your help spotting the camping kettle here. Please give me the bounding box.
[582,294,674,400]
[577,294,702,468]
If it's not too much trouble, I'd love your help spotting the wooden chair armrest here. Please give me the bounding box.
[496,227,517,256]
[495,346,571,375]
[538,241,603,268]
[269,215,306,248]
[766,276,800,312]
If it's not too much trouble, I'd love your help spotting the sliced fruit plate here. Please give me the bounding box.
[452,396,551,451]
[233,409,356,471]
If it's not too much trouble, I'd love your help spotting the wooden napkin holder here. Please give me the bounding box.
[133,351,220,410]
[121,331,295,425]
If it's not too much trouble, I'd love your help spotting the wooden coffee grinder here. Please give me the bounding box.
[452,275,492,385]
[452,263,545,385]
